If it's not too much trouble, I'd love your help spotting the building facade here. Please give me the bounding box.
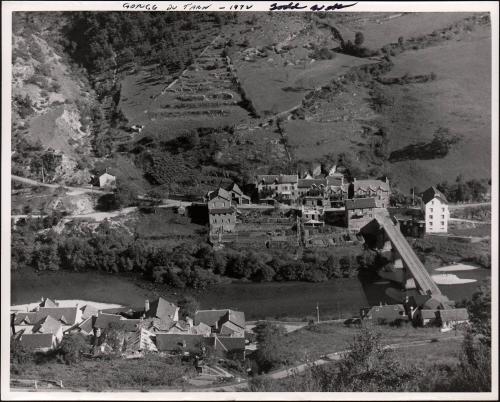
[421,187,449,233]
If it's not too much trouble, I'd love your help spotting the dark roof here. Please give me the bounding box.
[422,187,448,204]
[207,188,232,202]
[94,313,123,329]
[214,336,245,352]
[72,316,96,334]
[345,198,377,210]
[37,307,78,325]
[20,333,54,350]
[146,298,178,321]
[209,208,235,215]
[439,308,469,322]
[388,207,424,221]
[298,179,326,189]
[14,312,38,325]
[120,319,142,332]
[195,310,227,327]
[194,309,245,329]
[155,333,208,352]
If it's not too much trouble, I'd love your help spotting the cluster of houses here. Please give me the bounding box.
[361,296,469,331]
[204,163,449,237]
[11,297,246,360]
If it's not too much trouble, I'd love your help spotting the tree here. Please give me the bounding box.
[177,296,199,319]
[58,333,89,364]
[253,322,288,373]
[354,32,365,47]
[312,327,420,391]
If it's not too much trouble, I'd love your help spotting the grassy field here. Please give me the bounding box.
[280,320,463,364]
[236,53,370,116]
[11,354,195,391]
[376,26,491,191]
[331,12,478,50]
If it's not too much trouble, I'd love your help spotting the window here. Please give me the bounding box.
[441,221,445,226]
[441,215,445,219]
[431,200,434,205]
[430,208,433,212]
[429,215,433,219]
[429,222,433,226]
[442,207,445,212]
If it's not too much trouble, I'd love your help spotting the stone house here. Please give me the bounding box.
[345,198,377,231]
[256,174,299,201]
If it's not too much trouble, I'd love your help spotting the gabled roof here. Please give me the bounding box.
[226,182,243,196]
[94,313,124,329]
[256,174,298,185]
[439,308,469,322]
[32,315,62,335]
[39,298,59,308]
[194,309,228,327]
[37,307,79,325]
[298,179,327,189]
[353,179,390,192]
[345,198,377,210]
[14,312,38,325]
[194,309,245,328]
[207,188,232,202]
[20,333,55,350]
[220,321,244,335]
[146,298,179,321]
[69,316,96,334]
[213,335,246,352]
[422,187,448,204]
[125,328,158,353]
[143,317,175,332]
[191,322,212,336]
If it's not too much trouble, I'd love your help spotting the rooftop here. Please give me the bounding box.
[345,198,377,210]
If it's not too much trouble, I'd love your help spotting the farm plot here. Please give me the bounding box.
[234,49,371,117]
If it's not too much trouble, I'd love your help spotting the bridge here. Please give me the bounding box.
[373,214,451,308]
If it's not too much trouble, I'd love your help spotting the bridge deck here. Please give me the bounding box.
[375,214,449,304]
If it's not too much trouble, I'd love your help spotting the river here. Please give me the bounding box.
[11,265,490,320]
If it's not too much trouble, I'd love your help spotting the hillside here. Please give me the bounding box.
[11,11,492,201]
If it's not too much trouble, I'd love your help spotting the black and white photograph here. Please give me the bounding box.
[1,1,498,400]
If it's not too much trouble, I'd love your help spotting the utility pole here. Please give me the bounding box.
[316,303,320,324]
[41,161,45,183]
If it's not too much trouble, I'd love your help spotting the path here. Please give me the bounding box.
[449,202,491,210]
[449,218,490,225]
[11,175,110,195]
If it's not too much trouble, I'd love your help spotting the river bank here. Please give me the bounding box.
[11,263,490,320]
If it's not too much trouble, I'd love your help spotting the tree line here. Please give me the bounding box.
[12,216,379,289]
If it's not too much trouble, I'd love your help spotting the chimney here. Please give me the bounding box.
[186,317,193,329]
[144,299,150,313]
[386,176,390,184]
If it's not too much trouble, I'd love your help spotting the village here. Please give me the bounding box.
[10,162,473,388]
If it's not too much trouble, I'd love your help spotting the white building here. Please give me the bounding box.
[99,172,117,189]
[421,187,449,233]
